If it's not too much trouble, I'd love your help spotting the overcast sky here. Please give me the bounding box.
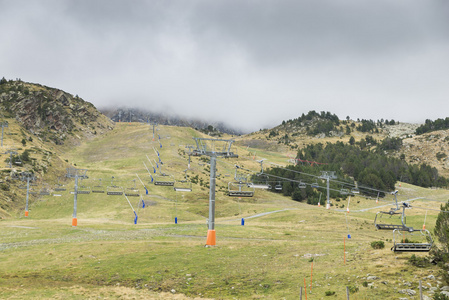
[1,0,448,132]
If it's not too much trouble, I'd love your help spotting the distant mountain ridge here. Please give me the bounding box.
[99,106,245,136]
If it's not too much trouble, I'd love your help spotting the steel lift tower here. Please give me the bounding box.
[193,138,238,246]
[319,171,336,209]
[66,167,88,226]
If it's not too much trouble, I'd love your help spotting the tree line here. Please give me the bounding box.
[415,118,449,135]
[262,141,448,203]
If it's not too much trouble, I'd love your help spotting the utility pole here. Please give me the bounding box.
[193,138,238,246]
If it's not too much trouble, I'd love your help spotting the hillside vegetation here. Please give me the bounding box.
[1,81,449,299]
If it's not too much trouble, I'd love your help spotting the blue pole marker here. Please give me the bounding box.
[150,175,153,183]
[142,199,146,208]
[175,217,178,224]
[347,234,351,239]
[134,212,138,224]
[241,218,245,226]
[145,187,148,195]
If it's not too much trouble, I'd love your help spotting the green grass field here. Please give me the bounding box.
[1,123,447,299]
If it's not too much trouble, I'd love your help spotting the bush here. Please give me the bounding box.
[370,241,385,249]
[408,254,432,268]
[325,290,335,296]
[348,285,359,294]
[0,183,9,191]
[434,292,449,300]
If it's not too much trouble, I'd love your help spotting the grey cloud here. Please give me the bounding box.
[1,0,448,132]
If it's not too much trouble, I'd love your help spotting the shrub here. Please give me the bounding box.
[370,241,385,249]
[434,292,449,300]
[348,285,359,294]
[0,183,9,191]
[325,290,335,296]
[408,254,432,268]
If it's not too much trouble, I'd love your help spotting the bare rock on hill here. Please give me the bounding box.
[0,80,114,145]
[384,123,420,138]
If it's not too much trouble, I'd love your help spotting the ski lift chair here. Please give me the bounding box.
[174,179,192,192]
[274,181,283,191]
[247,182,270,189]
[298,181,307,189]
[107,185,123,195]
[154,174,175,186]
[340,188,350,195]
[391,229,433,252]
[77,184,91,194]
[92,179,105,193]
[351,188,360,194]
[39,187,51,195]
[228,182,254,197]
[374,202,412,231]
[124,179,140,196]
[54,184,67,192]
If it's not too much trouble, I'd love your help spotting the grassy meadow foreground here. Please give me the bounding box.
[1,123,448,299]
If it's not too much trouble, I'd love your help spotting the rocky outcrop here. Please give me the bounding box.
[0,80,114,144]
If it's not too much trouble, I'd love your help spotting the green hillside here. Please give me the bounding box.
[1,120,448,299]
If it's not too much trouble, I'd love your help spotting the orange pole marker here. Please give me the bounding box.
[72,217,77,227]
[206,229,216,246]
[318,201,320,207]
[25,211,29,217]
[304,277,307,300]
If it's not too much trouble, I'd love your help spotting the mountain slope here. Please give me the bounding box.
[0,79,114,146]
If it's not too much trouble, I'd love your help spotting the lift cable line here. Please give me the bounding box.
[65,167,88,227]
[261,160,399,200]
[193,137,238,246]
[224,155,446,215]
